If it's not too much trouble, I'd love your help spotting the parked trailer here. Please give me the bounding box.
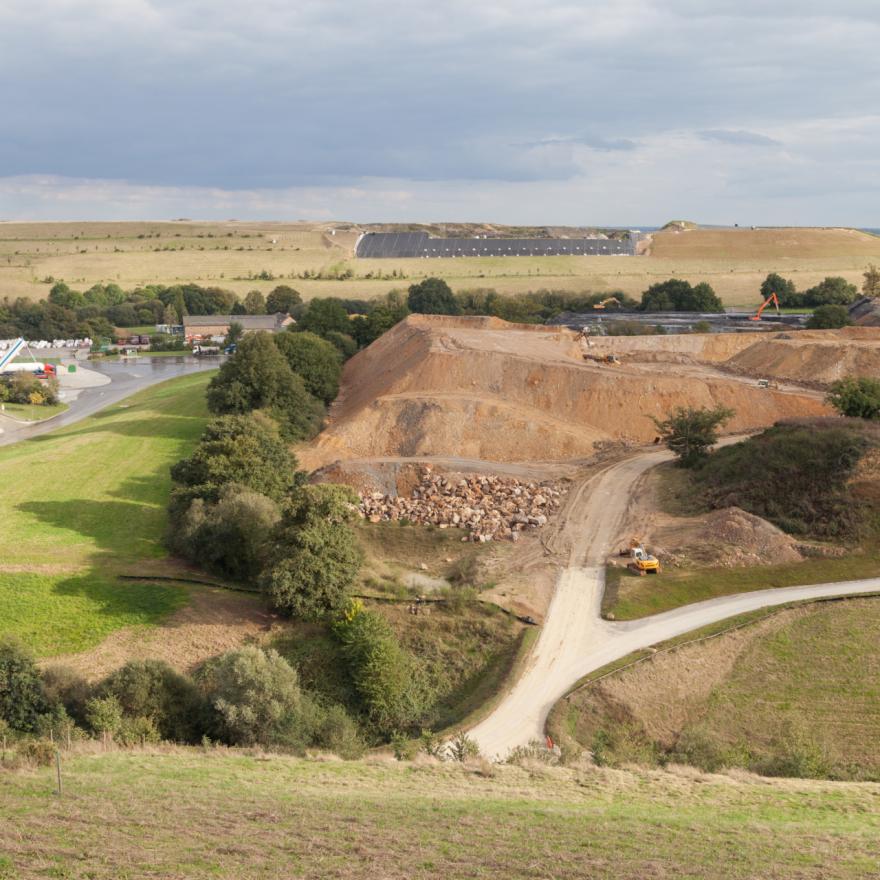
[1,362,57,378]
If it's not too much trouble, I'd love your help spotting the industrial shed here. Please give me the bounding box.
[356,231,638,258]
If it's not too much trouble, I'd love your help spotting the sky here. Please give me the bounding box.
[0,0,878,225]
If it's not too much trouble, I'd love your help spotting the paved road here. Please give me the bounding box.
[469,451,880,759]
[0,356,219,447]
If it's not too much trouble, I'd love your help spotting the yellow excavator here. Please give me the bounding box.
[593,296,621,310]
[620,540,661,575]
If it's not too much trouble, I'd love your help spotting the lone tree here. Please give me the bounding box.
[806,304,851,329]
[407,277,460,315]
[863,264,880,298]
[265,285,302,315]
[652,405,734,467]
[827,377,880,420]
[760,272,797,306]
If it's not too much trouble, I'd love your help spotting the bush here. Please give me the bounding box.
[803,276,858,307]
[172,485,281,581]
[827,377,880,420]
[85,695,124,738]
[323,331,358,360]
[333,603,425,734]
[806,304,851,329]
[198,647,312,748]
[260,485,363,619]
[99,659,207,743]
[0,638,49,732]
[40,665,92,726]
[314,704,365,758]
[18,739,56,767]
[116,716,162,747]
[652,405,734,467]
[274,331,342,403]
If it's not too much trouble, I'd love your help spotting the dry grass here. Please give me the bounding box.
[3,222,878,307]
[1,750,879,879]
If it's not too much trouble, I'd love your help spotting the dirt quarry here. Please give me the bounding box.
[302,316,876,468]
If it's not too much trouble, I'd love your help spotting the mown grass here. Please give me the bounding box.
[604,550,880,620]
[1,751,879,879]
[0,372,212,655]
[0,401,69,421]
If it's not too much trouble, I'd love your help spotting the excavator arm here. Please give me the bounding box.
[750,292,781,321]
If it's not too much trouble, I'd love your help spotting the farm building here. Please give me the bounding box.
[183,313,294,341]
[356,231,639,258]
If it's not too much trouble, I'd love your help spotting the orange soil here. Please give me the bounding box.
[303,316,876,468]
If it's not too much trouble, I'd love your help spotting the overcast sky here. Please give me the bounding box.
[1,0,878,224]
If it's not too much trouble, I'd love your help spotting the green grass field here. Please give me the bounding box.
[604,550,880,620]
[1,751,878,879]
[0,401,69,422]
[0,372,212,655]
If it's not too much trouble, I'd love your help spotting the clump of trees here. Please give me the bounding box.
[652,405,734,467]
[0,639,363,757]
[828,377,880,421]
[807,304,851,329]
[759,272,860,308]
[639,279,724,313]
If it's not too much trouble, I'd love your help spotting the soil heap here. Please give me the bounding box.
[303,316,875,467]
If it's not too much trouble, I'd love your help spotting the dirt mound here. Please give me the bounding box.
[849,296,880,327]
[727,328,880,385]
[301,315,835,467]
[653,507,803,568]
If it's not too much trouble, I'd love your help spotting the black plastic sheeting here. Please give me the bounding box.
[356,232,636,258]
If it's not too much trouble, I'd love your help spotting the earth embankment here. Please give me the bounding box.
[302,316,878,468]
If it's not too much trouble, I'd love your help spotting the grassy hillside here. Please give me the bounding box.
[2,221,877,307]
[552,597,880,781]
[1,751,878,880]
[0,372,213,655]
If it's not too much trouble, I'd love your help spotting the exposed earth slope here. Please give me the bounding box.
[301,316,874,468]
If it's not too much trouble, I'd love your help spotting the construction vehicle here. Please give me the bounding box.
[619,540,661,575]
[750,292,781,321]
[583,352,620,365]
[592,296,621,310]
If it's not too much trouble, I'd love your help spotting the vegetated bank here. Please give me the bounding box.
[548,595,880,782]
[605,417,880,620]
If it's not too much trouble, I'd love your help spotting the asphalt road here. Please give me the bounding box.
[0,356,219,447]
[468,450,880,759]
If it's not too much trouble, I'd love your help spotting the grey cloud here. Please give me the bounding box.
[699,130,781,147]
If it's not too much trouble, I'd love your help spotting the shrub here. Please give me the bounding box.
[807,304,851,329]
[652,405,734,467]
[40,666,92,726]
[333,603,424,734]
[19,740,56,767]
[260,485,363,619]
[447,730,481,762]
[315,704,365,759]
[0,638,49,733]
[274,331,343,403]
[116,716,163,747]
[99,659,207,743]
[172,485,281,581]
[198,646,312,748]
[85,695,124,739]
[827,377,880,420]
[323,331,358,360]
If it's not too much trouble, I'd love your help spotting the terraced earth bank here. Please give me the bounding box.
[302,316,876,468]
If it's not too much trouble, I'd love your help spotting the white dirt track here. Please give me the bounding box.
[468,449,880,759]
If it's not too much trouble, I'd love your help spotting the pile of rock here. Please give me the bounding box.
[359,468,566,542]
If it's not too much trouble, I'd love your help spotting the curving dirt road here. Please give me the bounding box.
[468,450,880,759]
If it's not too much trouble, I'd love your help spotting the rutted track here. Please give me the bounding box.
[468,450,880,759]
